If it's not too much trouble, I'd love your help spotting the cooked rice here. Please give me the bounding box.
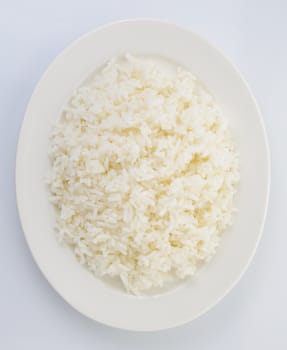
[48,54,239,294]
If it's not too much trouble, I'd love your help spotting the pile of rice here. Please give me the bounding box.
[49,54,239,294]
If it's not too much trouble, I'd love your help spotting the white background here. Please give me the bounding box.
[0,0,285,348]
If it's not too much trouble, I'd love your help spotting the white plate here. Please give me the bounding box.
[16,19,270,331]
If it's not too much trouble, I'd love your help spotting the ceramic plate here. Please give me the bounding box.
[16,19,270,331]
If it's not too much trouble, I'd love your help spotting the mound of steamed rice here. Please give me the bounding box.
[48,54,239,294]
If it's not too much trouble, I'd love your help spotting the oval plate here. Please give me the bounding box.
[16,19,270,331]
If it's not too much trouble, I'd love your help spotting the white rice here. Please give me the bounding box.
[48,54,239,294]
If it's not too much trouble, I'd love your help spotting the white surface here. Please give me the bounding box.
[0,0,285,347]
[16,19,269,331]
